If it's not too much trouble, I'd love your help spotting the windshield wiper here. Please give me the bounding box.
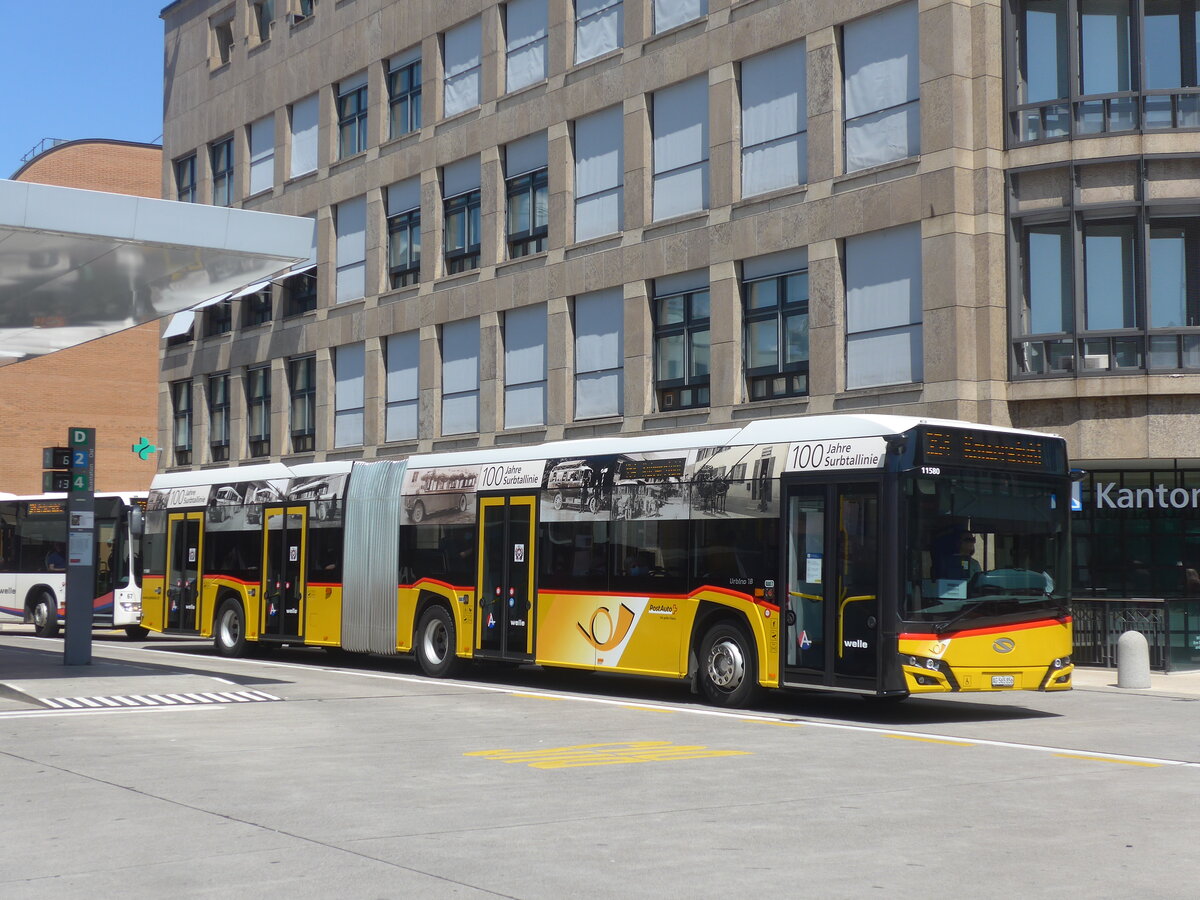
[933,599,995,634]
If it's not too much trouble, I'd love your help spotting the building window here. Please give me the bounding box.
[247,365,271,457]
[506,0,547,93]
[175,155,197,203]
[574,288,624,419]
[242,287,273,326]
[208,374,230,463]
[248,115,274,195]
[505,304,547,428]
[386,332,419,442]
[289,94,319,178]
[843,1,919,172]
[211,137,234,206]
[388,54,422,138]
[1013,204,1200,374]
[289,355,316,452]
[442,319,480,435]
[387,179,421,288]
[652,78,709,221]
[172,381,192,466]
[1008,0,1191,142]
[741,41,806,197]
[204,300,233,336]
[291,0,314,24]
[653,0,706,33]
[337,75,369,158]
[252,0,274,42]
[334,343,365,448]
[574,105,623,241]
[653,275,710,411]
[211,12,235,66]
[575,0,622,64]
[284,269,317,317]
[443,17,482,118]
[845,223,923,389]
[443,157,481,274]
[742,250,809,401]
[335,196,366,303]
[506,132,548,258]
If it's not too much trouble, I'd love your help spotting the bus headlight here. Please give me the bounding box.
[906,655,942,672]
[1051,655,1071,669]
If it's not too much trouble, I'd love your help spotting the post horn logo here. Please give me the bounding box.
[993,637,1016,653]
[577,603,636,651]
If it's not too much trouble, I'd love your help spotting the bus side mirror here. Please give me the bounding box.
[130,507,144,538]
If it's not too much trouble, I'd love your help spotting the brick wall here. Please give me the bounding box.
[2,140,163,494]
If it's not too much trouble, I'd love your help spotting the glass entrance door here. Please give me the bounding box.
[261,505,307,639]
[783,482,880,688]
[165,512,203,632]
[475,495,536,660]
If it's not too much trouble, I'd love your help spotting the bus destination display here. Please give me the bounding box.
[918,428,1063,472]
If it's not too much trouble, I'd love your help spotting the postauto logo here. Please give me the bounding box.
[993,637,1016,654]
[577,603,636,651]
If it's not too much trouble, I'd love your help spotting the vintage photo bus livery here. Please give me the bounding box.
[140,414,1074,705]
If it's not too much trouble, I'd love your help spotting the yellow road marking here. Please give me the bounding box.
[1054,753,1161,768]
[621,704,677,713]
[511,692,564,700]
[467,741,750,769]
[888,735,975,747]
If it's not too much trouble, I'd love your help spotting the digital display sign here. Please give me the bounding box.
[918,428,1065,473]
[619,458,686,480]
[26,501,66,517]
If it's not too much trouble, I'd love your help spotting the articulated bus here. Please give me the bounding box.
[0,492,147,638]
[140,414,1074,705]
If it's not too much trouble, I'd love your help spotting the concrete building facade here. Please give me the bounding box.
[3,139,162,493]
[157,0,1200,654]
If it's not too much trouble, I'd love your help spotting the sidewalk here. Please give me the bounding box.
[1068,664,1200,697]
[0,629,275,711]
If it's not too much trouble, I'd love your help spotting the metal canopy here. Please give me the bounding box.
[0,179,316,359]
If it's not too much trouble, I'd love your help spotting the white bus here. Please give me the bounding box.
[0,492,147,638]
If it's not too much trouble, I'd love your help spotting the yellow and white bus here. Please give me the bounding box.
[140,414,1074,705]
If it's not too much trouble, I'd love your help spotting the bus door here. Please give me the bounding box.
[165,512,203,633]
[475,495,536,662]
[781,482,880,689]
[261,505,307,640]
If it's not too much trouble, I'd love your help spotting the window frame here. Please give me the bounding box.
[175,154,197,203]
[172,380,193,466]
[742,266,810,401]
[506,168,549,258]
[208,373,230,463]
[444,189,482,274]
[288,355,317,453]
[210,137,234,207]
[337,80,369,159]
[246,365,272,458]
[204,300,233,337]
[653,285,711,411]
[242,288,273,327]
[252,0,274,43]
[388,206,421,288]
[388,57,422,138]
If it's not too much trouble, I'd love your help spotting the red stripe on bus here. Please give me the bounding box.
[544,584,778,611]
[899,616,1072,641]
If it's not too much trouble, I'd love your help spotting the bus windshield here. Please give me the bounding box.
[901,472,1069,629]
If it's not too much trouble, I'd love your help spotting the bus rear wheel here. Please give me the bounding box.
[416,605,463,678]
[698,622,759,708]
[31,592,59,638]
[214,599,247,658]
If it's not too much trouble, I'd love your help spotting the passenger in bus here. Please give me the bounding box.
[45,542,66,571]
[932,530,981,581]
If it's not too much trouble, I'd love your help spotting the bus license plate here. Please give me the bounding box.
[991,675,1016,688]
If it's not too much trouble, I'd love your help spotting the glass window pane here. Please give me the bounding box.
[784,272,808,303]
[1149,334,1179,368]
[1150,225,1188,328]
[1026,225,1072,334]
[508,186,531,234]
[747,279,777,310]
[533,181,549,229]
[1022,0,1069,102]
[689,328,710,378]
[656,333,684,380]
[658,295,685,325]
[1145,5,1183,90]
[747,319,777,369]
[1080,0,1133,95]
[1084,222,1137,330]
[690,291,710,321]
[785,312,809,365]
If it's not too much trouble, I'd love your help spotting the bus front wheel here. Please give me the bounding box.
[31,592,59,638]
[214,599,247,658]
[698,622,759,708]
[124,625,149,640]
[416,605,463,678]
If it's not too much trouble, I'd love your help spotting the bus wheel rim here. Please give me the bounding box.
[707,638,745,690]
[424,619,448,662]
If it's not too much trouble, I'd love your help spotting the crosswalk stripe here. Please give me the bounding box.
[38,690,284,711]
